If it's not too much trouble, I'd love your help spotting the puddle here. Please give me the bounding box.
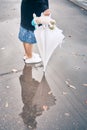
[19,64,56,129]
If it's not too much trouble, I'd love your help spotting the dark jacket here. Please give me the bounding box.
[21,0,49,31]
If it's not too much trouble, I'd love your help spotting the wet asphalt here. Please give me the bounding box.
[70,0,87,10]
[0,0,87,130]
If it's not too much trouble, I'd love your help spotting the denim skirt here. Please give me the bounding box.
[18,26,36,44]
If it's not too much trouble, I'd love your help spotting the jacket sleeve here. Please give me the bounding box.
[35,0,49,12]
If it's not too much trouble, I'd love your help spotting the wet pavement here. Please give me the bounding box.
[0,0,87,130]
[70,0,87,10]
[0,0,20,21]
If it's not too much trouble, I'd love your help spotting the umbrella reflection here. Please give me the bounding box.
[19,64,56,129]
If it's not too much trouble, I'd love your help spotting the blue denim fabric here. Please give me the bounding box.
[18,26,36,44]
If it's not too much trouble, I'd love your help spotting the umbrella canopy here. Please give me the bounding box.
[34,25,65,72]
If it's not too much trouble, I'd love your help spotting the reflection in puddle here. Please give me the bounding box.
[19,64,56,129]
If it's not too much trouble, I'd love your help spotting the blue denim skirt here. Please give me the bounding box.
[18,26,36,44]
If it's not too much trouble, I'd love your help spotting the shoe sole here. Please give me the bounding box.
[24,59,42,64]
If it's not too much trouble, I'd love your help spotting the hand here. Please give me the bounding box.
[43,9,51,16]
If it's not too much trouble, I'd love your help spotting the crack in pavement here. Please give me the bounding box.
[0,69,22,77]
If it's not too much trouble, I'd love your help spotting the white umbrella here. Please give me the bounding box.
[34,25,65,72]
[33,14,65,72]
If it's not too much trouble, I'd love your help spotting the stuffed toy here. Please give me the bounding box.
[31,13,56,30]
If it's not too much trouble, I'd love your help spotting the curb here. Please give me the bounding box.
[70,0,87,10]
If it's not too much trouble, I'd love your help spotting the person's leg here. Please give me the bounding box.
[23,42,41,63]
[23,42,33,58]
[18,26,41,63]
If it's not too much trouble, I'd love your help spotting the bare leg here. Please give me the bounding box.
[22,42,41,63]
[23,43,33,58]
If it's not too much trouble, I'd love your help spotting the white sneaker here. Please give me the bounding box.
[25,54,42,64]
[23,52,40,60]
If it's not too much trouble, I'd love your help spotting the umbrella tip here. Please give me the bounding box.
[43,71,45,76]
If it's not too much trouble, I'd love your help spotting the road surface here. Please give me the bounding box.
[0,0,87,130]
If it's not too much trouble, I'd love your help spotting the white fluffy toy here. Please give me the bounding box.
[31,13,56,30]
